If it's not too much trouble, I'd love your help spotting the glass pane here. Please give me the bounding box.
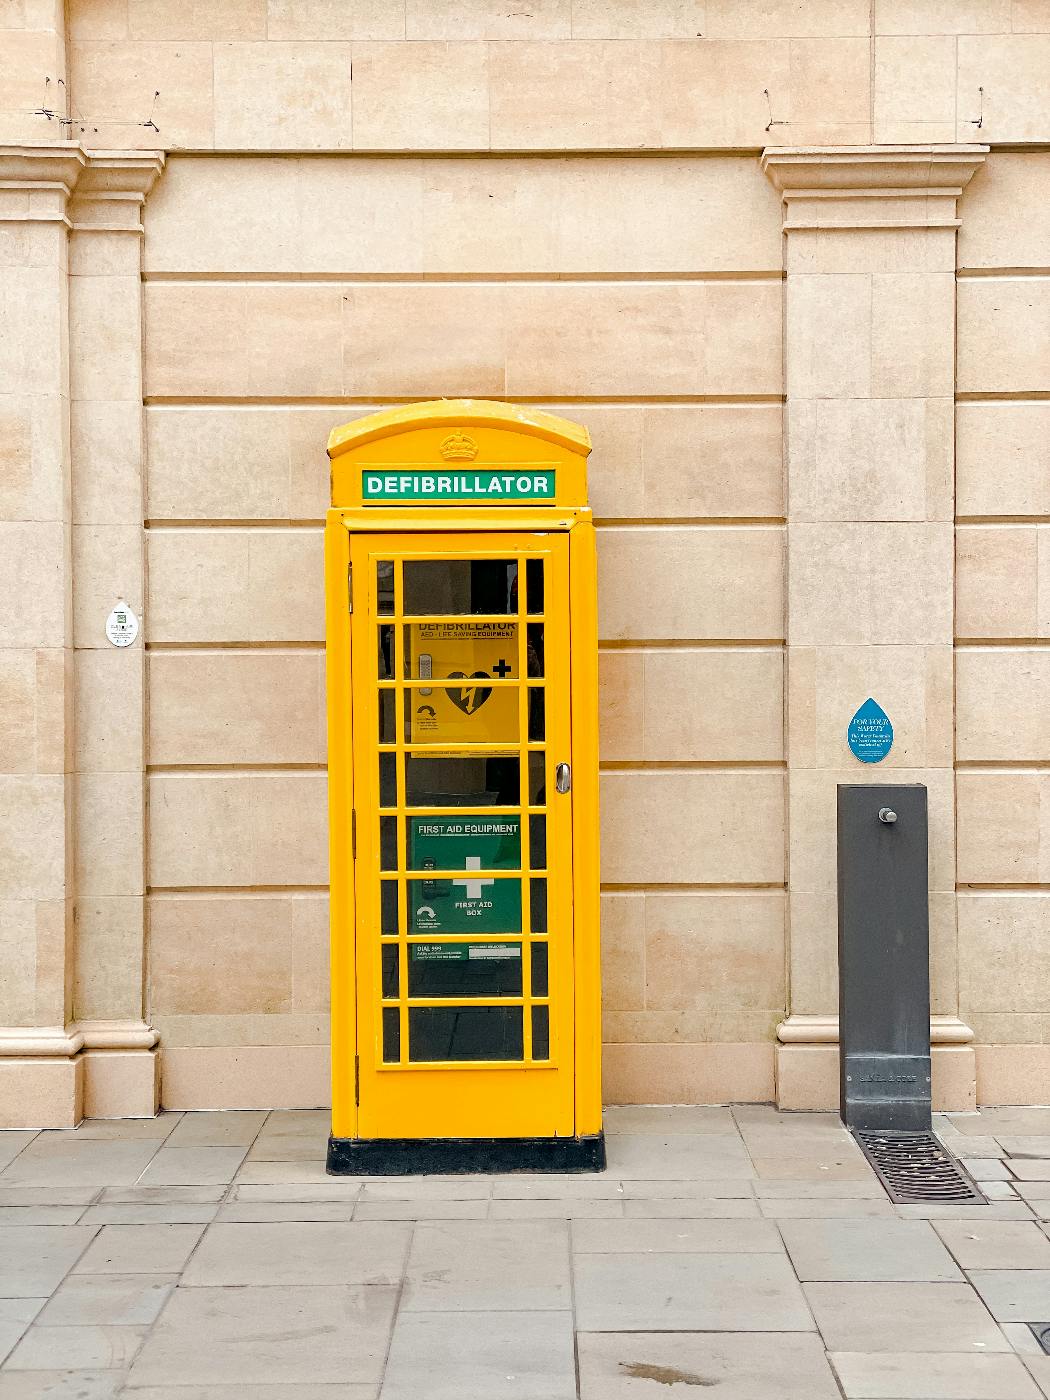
[531,941,548,997]
[379,752,397,807]
[530,878,547,934]
[408,941,522,998]
[531,1005,550,1060]
[378,690,396,745]
[527,752,546,805]
[376,561,395,616]
[528,688,545,743]
[403,559,517,615]
[406,812,523,934]
[529,815,547,870]
[526,558,544,615]
[526,623,544,677]
[379,816,398,871]
[381,943,399,998]
[404,621,518,681]
[408,1006,523,1062]
[382,1007,400,1062]
[381,880,399,935]
[405,755,518,807]
[378,625,396,680]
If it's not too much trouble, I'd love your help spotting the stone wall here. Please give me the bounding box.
[0,1,1048,1123]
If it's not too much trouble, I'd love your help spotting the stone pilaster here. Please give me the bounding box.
[69,152,163,1118]
[762,146,987,1113]
[0,145,162,1127]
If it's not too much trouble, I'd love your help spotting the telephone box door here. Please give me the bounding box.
[349,532,575,1140]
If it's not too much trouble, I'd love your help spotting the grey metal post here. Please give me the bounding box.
[838,784,932,1133]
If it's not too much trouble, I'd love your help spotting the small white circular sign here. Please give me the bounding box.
[105,602,139,648]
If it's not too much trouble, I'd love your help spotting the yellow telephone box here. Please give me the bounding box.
[324,400,604,1173]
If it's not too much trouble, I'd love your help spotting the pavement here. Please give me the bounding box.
[3,1106,1050,1397]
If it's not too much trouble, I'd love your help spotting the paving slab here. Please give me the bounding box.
[97,1186,224,1204]
[604,1106,737,1135]
[0,1227,98,1297]
[0,1189,98,1208]
[618,1178,755,1198]
[41,1117,179,1141]
[755,1179,884,1199]
[759,1197,895,1219]
[124,1388,376,1400]
[490,1198,625,1218]
[0,1208,85,1227]
[490,1175,625,1199]
[622,1196,760,1218]
[1026,1356,1050,1400]
[163,1111,269,1149]
[0,1136,37,1174]
[571,1216,782,1254]
[128,1285,398,1387]
[804,1281,1008,1352]
[1011,1162,1050,1180]
[829,1348,1042,1398]
[895,1201,1035,1220]
[355,1200,489,1220]
[0,1372,123,1398]
[749,1155,875,1182]
[935,1220,1050,1269]
[78,1202,218,1225]
[182,1221,410,1287]
[403,1220,570,1311]
[963,1158,1011,1180]
[780,1219,963,1282]
[577,1331,842,1398]
[72,1223,207,1274]
[0,1299,44,1365]
[0,1140,160,1189]
[379,1309,575,1400]
[242,1137,330,1163]
[234,1161,333,1185]
[231,1183,361,1202]
[574,1250,813,1331]
[948,1111,1050,1137]
[136,1147,248,1187]
[1000,1140,1050,1160]
[215,1201,359,1223]
[604,1133,755,1180]
[36,1273,176,1327]
[359,1179,490,1201]
[969,1270,1050,1322]
[4,1323,148,1370]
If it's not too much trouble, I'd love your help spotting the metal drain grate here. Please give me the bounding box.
[854,1131,985,1204]
[1029,1324,1050,1355]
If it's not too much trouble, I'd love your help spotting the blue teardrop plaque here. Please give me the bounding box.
[847,697,893,764]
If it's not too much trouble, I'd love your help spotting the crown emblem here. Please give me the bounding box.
[439,431,479,462]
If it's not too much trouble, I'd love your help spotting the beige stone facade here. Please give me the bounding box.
[1,3,1048,1126]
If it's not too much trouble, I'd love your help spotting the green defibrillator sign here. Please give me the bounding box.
[362,469,555,503]
[409,815,521,935]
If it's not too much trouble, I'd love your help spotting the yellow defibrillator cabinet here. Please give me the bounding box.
[324,400,603,1173]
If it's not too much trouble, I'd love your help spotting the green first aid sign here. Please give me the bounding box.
[363,469,555,502]
[409,816,521,934]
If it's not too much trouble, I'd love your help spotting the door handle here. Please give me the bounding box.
[555,762,571,795]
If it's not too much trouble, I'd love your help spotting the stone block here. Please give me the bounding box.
[960,894,1050,1015]
[148,651,325,766]
[213,42,353,149]
[789,523,954,646]
[159,1045,330,1110]
[958,278,1050,395]
[957,403,1050,519]
[83,1048,159,1118]
[959,151,1050,270]
[874,35,956,143]
[603,1041,775,1105]
[74,770,143,897]
[73,896,145,1022]
[600,770,785,885]
[957,33,1050,143]
[147,772,328,887]
[788,645,953,770]
[69,40,215,148]
[776,1043,975,1113]
[352,40,489,150]
[0,1056,82,1129]
[957,648,1050,761]
[146,528,324,643]
[598,526,784,641]
[956,527,1040,640]
[599,647,783,762]
[75,647,143,772]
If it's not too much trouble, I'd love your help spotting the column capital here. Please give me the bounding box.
[761,144,988,232]
[0,143,164,230]
[71,150,166,234]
